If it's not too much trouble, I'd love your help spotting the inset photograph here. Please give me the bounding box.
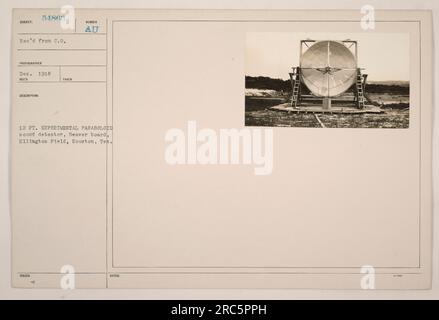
[245,33,410,128]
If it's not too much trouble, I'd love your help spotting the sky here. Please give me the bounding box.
[245,32,410,82]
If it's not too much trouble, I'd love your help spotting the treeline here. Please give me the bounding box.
[365,84,409,95]
[245,76,409,95]
[245,76,291,92]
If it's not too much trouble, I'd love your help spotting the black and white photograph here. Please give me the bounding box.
[245,33,410,128]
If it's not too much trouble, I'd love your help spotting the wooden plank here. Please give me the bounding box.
[314,114,326,128]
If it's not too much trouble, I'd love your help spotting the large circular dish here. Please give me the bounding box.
[300,41,357,97]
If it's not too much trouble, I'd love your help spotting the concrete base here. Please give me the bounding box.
[271,103,384,114]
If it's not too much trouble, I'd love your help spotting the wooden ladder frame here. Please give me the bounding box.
[289,67,301,108]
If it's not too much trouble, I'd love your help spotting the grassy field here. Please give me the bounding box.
[245,92,410,129]
[245,77,410,129]
[245,107,409,128]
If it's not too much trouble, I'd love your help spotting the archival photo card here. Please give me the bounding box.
[10,9,432,289]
